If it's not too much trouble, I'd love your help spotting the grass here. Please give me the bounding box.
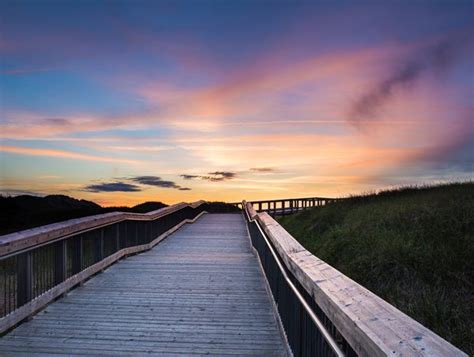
[278,182,473,354]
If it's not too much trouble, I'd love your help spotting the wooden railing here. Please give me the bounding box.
[0,201,208,333]
[233,196,339,216]
[242,200,467,357]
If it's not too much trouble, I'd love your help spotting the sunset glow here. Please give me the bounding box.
[1,1,472,206]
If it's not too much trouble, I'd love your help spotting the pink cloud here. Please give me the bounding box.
[0,145,140,165]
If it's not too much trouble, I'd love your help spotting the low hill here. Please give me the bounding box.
[278,182,473,354]
[0,195,167,235]
[0,195,240,236]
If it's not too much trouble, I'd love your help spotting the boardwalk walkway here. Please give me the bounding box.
[0,214,287,356]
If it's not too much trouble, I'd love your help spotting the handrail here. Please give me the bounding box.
[232,196,339,205]
[244,202,344,356]
[0,200,208,333]
[243,200,467,356]
[235,196,340,217]
[0,200,206,257]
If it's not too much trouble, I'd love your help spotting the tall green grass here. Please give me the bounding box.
[278,182,473,354]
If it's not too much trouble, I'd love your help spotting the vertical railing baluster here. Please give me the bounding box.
[17,251,32,307]
[71,235,83,275]
[115,223,120,252]
[97,229,104,263]
[54,240,67,285]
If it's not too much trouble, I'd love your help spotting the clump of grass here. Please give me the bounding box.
[278,182,473,354]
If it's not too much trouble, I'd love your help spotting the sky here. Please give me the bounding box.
[0,0,473,206]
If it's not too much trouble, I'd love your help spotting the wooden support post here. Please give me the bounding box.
[71,236,83,275]
[17,251,33,307]
[258,202,262,212]
[115,224,120,252]
[97,229,104,263]
[54,240,67,285]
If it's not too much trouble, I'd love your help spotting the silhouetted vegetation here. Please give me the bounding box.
[279,182,473,354]
[203,201,240,213]
[0,195,167,235]
[0,196,240,236]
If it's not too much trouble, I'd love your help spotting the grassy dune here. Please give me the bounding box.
[278,182,473,354]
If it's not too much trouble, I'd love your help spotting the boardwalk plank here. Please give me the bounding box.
[0,214,287,356]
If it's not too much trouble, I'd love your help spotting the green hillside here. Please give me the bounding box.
[278,182,473,354]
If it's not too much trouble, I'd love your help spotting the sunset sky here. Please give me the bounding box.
[0,0,473,206]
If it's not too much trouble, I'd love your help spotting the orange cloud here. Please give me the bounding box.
[0,145,140,165]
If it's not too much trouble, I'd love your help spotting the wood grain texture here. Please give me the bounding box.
[0,201,205,256]
[0,212,206,334]
[0,214,287,356]
[255,212,467,357]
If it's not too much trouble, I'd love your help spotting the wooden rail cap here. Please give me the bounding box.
[251,210,467,357]
[0,200,206,257]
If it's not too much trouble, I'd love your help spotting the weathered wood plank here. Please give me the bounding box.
[0,211,207,334]
[0,200,206,256]
[0,214,287,356]
[254,210,467,357]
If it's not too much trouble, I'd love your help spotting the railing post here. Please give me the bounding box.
[97,229,104,262]
[258,202,262,212]
[71,236,83,275]
[17,251,32,307]
[115,224,120,252]
[54,240,67,285]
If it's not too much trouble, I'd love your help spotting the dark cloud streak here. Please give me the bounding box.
[180,171,236,182]
[130,175,191,191]
[250,167,276,173]
[131,176,180,188]
[84,175,191,192]
[84,182,142,192]
[349,35,471,123]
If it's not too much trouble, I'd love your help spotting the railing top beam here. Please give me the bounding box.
[0,200,206,257]
[230,196,339,206]
[243,201,466,357]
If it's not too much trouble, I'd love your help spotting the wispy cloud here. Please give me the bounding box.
[1,66,58,75]
[181,171,237,182]
[0,145,140,164]
[38,175,62,179]
[250,167,277,173]
[349,34,471,123]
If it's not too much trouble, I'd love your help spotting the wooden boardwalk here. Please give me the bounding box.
[0,214,287,356]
